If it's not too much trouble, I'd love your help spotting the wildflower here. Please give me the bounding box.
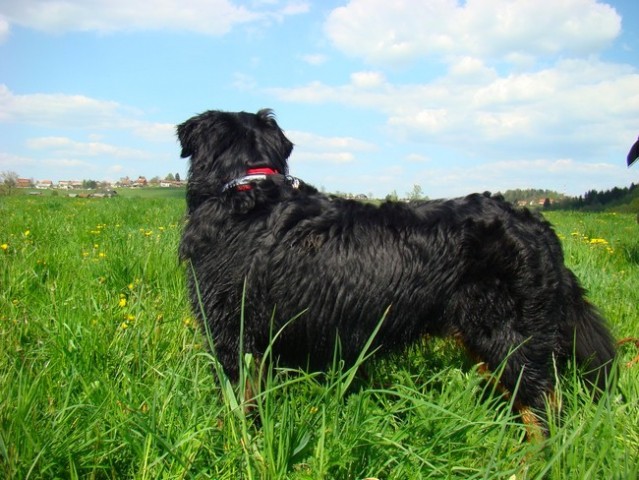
[120,322,129,330]
[98,252,106,258]
[118,297,127,308]
[589,238,608,245]
[23,230,30,237]
[309,406,319,415]
[125,313,135,321]
[1,243,8,251]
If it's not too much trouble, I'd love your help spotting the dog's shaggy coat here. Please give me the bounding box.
[178,108,615,428]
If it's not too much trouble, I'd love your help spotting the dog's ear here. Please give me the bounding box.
[255,108,294,164]
[256,108,277,127]
[176,118,197,158]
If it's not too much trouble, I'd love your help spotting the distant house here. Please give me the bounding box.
[160,180,183,188]
[116,177,132,188]
[132,176,148,187]
[57,180,83,189]
[36,180,53,189]
[16,178,33,188]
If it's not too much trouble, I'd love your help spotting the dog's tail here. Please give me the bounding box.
[563,274,616,393]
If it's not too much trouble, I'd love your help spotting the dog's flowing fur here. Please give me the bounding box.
[178,108,616,430]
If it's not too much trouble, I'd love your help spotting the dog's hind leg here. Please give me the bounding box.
[448,283,559,436]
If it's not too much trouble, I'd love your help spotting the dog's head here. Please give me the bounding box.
[177,109,293,210]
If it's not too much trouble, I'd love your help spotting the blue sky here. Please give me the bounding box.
[1,0,638,199]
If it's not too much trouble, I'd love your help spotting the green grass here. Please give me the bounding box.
[1,196,638,479]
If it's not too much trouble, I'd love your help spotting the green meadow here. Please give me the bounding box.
[1,192,638,479]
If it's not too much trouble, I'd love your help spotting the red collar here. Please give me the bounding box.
[226,167,281,192]
[246,167,279,176]
[221,168,302,193]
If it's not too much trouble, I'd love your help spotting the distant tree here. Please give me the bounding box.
[385,190,399,202]
[0,171,19,195]
[175,172,181,182]
[149,176,161,185]
[83,179,98,189]
[165,173,175,181]
[406,184,425,201]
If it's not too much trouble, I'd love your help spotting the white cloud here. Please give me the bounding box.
[288,130,376,152]
[405,153,431,163]
[350,71,386,89]
[27,136,153,159]
[0,84,134,127]
[0,85,175,142]
[0,0,308,35]
[278,1,310,17]
[287,130,376,165]
[292,151,356,164]
[414,157,626,198]
[232,73,258,91]
[269,59,639,160]
[300,53,328,66]
[0,15,9,42]
[447,57,497,83]
[133,123,176,142]
[0,151,93,178]
[325,0,621,65]
[0,151,35,170]
[42,158,93,168]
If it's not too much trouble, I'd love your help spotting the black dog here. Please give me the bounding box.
[177,108,615,432]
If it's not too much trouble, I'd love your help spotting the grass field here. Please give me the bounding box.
[1,192,638,479]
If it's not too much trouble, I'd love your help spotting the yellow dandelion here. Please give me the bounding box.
[118,298,127,308]
[23,230,30,237]
[128,283,134,290]
[126,313,135,321]
[93,243,99,249]
[1,243,8,251]
[120,322,129,330]
[98,252,106,258]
